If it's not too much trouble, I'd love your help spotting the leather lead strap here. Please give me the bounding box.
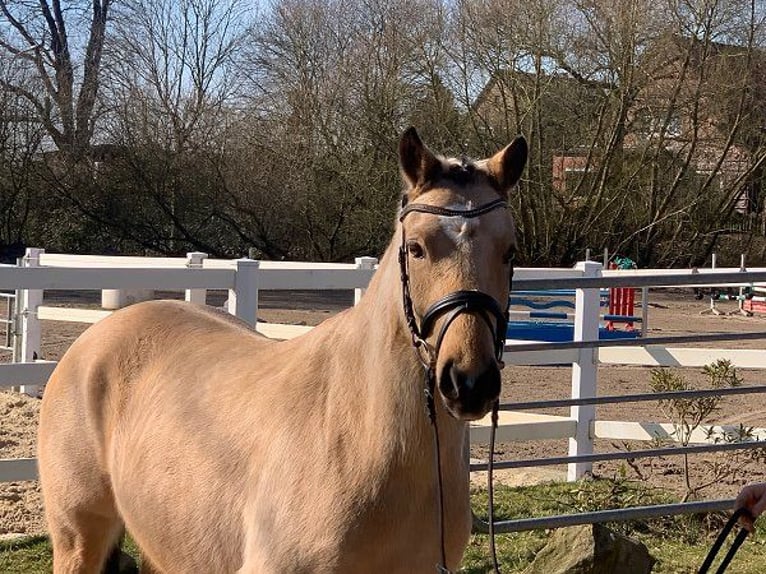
[698,508,753,574]
[488,399,501,572]
[426,367,449,572]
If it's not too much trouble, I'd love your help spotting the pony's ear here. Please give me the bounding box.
[484,136,527,197]
[398,127,442,196]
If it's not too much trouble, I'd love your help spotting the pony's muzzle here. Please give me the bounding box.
[438,359,501,420]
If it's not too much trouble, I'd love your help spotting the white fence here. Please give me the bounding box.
[3,249,766,530]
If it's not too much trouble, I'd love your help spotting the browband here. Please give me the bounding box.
[399,198,508,222]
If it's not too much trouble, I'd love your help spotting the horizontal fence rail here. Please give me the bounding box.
[0,458,37,482]
[471,440,766,472]
[500,385,766,410]
[506,330,766,353]
[0,362,57,388]
[475,499,736,534]
[515,268,766,290]
[255,269,375,290]
[0,267,237,290]
[37,254,369,270]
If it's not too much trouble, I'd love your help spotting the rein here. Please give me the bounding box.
[398,196,510,573]
[698,508,753,574]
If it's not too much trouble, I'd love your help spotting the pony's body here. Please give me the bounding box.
[38,129,526,573]
[40,297,470,573]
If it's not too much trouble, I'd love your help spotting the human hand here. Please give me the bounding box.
[734,483,766,532]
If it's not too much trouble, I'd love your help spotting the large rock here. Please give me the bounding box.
[523,523,656,574]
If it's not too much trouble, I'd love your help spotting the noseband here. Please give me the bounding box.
[398,196,512,573]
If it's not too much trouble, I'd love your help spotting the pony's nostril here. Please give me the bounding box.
[438,361,460,399]
[461,372,478,391]
[449,363,465,394]
[439,361,501,402]
[438,358,503,420]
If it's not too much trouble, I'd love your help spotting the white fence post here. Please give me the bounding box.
[641,286,649,336]
[19,248,44,396]
[354,256,377,305]
[228,259,260,327]
[185,252,208,304]
[102,288,153,310]
[568,260,602,481]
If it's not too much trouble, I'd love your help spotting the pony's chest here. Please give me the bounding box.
[249,469,471,573]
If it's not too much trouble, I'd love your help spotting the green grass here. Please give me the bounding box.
[0,534,140,574]
[3,478,766,573]
[462,478,766,573]
[0,536,53,574]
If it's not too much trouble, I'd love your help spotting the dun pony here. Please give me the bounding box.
[38,128,527,573]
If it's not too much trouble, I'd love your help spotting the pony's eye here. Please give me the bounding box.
[407,241,425,259]
[503,247,516,265]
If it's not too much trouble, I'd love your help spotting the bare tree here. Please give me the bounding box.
[109,0,249,152]
[0,0,764,265]
[0,0,112,160]
[0,60,44,258]
[453,0,766,266]
[78,0,254,255]
[231,0,436,260]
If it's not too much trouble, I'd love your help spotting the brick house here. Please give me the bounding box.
[473,36,766,214]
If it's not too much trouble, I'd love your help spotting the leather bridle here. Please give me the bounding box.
[398,195,512,573]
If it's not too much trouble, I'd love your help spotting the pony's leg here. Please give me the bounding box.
[39,365,128,573]
[41,449,123,573]
[46,511,123,574]
[103,536,139,574]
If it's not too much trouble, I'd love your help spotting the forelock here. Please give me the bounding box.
[440,156,478,186]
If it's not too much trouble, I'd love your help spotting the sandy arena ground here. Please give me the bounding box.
[2,288,766,538]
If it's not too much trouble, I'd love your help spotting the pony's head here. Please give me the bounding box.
[397,128,527,421]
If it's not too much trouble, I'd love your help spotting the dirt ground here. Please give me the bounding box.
[2,288,766,538]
